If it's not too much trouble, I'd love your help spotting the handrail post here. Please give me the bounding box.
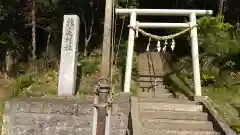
[190,12,202,97]
[124,12,137,93]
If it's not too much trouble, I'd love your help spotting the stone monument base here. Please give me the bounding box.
[1,93,131,135]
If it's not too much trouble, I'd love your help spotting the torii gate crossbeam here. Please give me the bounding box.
[116,9,213,16]
[136,22,191,28]
[116,9,213,100]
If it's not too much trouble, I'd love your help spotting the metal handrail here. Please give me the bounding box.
[146,46,157,93]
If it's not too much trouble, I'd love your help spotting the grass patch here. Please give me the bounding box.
[204,86,240,132]
[165,73,193,99]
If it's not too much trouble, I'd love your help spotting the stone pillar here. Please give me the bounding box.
[58,15,80,96]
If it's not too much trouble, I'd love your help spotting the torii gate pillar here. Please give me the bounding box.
[190,12,202,97]
[124,12,136,93]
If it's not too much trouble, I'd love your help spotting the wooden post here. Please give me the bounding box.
[96,0,113,134]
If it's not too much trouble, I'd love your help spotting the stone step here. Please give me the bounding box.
[137,54,162,59]
[138,52,161,56]
[138,81,165,88]
[137,76,164,82]
[140,111,208,121]
[141,128,220,135]
[154,92,174,98]
[138,59,163,64]
[138,98,196,104]
[141,118,213,130]
[137,60,163,65]
[41,127,92,135]
[138,64,163,68]
[138,71,164,76]
[138,64,163,72]
[72,127,129,135]
[139,85,169,92]
[139,102,203,112]
[154,89,173,98]
[138,91,173,98]
[138,62,163,66]
[137,79,164,83]
[139,87,169,92]
[138,91,155,97]
[139,88,172,97]
[138,87,155,92]
[111,128,130,135]
[138,67,164,71]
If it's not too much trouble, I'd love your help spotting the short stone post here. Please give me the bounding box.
[58,15,80,96]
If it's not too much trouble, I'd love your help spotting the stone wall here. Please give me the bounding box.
[1,93,132,135]
[1,98,93,135]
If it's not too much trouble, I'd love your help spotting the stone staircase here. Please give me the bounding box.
[132,89,221,135]
[132,52,222,135]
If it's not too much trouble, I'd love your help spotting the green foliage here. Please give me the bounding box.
[115,0,139,8]
[8,73,35,98]
[166,73,193,98]
[198,17,239,58]
[81,58,100,77]
[116,41,138,80]
[174,16,240,88]
[231,125,240,133]
[197,16,233,32]
[201,73,215,85]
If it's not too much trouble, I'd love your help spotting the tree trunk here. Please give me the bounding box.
[5,50,13,73]
[44,32,51,71]
[218,0,227,21]
[84,44,88,57]
[45,32,51,59]
[31,0,36,60]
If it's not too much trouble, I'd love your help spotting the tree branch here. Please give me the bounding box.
[35,25,61,33]
[86,5,96,44]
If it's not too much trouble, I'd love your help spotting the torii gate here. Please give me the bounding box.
[115,9,213,99]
